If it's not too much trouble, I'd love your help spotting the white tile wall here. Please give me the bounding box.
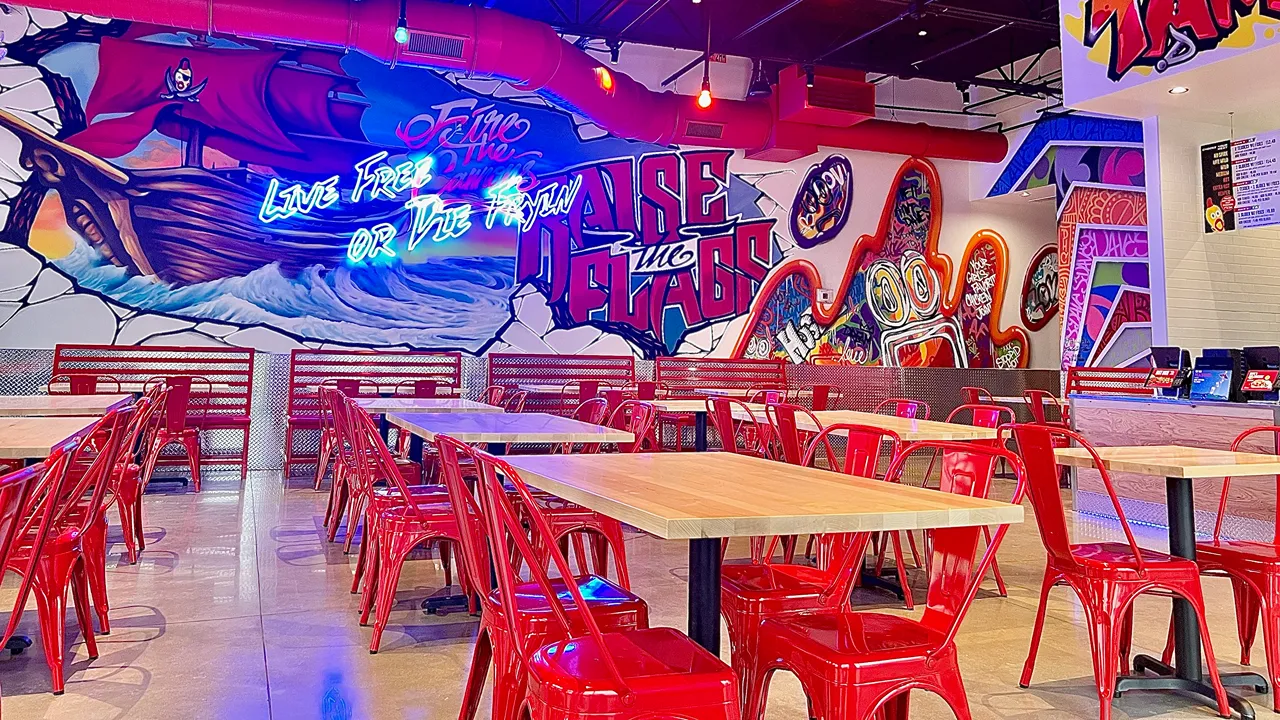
[1156,115,1280,353]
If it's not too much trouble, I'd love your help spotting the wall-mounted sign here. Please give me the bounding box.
[1244,369,1279,392]
[1200,130,1280,233]
[1145,367,1181,389]
[1020,244,1059,331]
[790,155,852,249]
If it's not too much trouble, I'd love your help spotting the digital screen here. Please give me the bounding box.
[1190,369,1232,401]
[1146,368,1180,389]
[1243,369,1279,392]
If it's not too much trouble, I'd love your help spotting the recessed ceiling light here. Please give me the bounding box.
[1169,86,1190,95]
[1021,191,1031,197]
[918,29,928,37]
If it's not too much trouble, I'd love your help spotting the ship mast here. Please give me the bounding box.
[180,34,212,168]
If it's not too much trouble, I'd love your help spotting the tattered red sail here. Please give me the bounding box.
[70,37,372,176]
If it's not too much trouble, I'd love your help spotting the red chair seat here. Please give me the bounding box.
[502,574,646,622]
[188,414,252,428]
[528,627,737,712]
[1196,539,1280,567]
[720,562,829,613]
[1070,542,1201,577]
[759,611,949,681]
[287,414,321,429]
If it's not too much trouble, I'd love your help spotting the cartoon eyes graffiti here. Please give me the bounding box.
[866,251,941,329]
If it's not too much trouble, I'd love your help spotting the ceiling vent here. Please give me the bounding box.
[403,30,466,60]
[777,64,875,128]
[684,121,725,139]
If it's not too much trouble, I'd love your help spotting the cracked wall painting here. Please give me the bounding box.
[734,158,1030,368]
[0,13,779,355]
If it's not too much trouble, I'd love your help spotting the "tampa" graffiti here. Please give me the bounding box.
[1086,0,1280,80]
[515,150,776,357]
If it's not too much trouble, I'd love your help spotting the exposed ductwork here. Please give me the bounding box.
[21,0,1009,163]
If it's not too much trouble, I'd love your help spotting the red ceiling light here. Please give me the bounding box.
[595,66,615,93]
[697,78,713,108]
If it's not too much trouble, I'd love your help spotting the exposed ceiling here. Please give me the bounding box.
[455,0,1062,97]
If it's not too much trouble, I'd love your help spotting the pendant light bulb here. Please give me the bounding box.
[697,79,713,108]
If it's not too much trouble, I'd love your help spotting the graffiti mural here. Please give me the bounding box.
[790,155,852,249]
[1021,245,1059,331]
[735,158,1029,368]
[0,14,776,354]
[1081,0,1280,81]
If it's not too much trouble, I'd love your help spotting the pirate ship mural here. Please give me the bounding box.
[0,17,777,354]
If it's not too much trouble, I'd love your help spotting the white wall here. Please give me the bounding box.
[1156,111,1280,354]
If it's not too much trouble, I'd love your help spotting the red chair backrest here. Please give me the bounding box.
[397,379,441,398]
[607,400,657,454]
[48,373,121,395]
[947,402,1014,432]
[805,384,842,411]
[635,381,660,401]
[1214,425,1280,544]
[487,354,634,414]
[54,405,137,535]
[344,398,426,519]
[1022,389,1067,425]
[879,441,1025,647]
[474,449,633,693]
[561,398,609,454]
[482,385,506,406]
[874,398,930,420]
[706,396,764,454]
[803,423,902,478]
[961,386,995,404]
[1008,423,1147,576]
[765,403,824,465]
[157,376,194,432]
[504,390,529,413]
[1,446,74,644]
[436,434,494,612]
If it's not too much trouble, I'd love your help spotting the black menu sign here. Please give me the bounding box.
[1201,140,1236,233]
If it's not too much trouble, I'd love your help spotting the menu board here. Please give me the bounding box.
[1201,130,1280,233]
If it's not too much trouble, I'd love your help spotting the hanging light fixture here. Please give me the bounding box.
[394,0,409,45]
[747,59,772,98]
[608,39,621,64]
[804,64,815,88]
[696,3,713,108]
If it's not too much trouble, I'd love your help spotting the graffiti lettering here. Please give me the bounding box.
[1020,245,1060,331]
[347,223,398,264]
[351,152,433,203]
[791,155,853,249]
[515,150,777,356]
[396,98,542,187]
[1086,0,1280,81]
[258,175,341,224]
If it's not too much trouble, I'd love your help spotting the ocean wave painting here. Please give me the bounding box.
[55,239,517,350]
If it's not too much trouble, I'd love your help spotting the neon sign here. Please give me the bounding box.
[258,150,583,265]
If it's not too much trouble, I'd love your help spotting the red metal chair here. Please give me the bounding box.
[47,373,120,395]
[475,447,739,720]
[1010,424,1231,720]
[1024,388,1070,426]
[761,403,826,562]
[5,406,134,694]
[745,384,786,404]
[961,385,995,404]
[743,440,1026,720]
[1150,425,1280,712]
[107,386,169,564]
[707,396,768,457]
[438,434,650,720]
[313,383,340,490]
[339,398,464,653]
[143,376,209,492]
[504,389,528,413]
[795,384,843,411]
[482,384,506,406]
[722,423,901,719]
[557,380,611,417]
[873,398,931,420]
[396,379,445,397]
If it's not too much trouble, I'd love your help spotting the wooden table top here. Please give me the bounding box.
[386,412,634,444]
[354,397,501,414]
[0,416,99,457]
[1056,445,1280,479]
[0,394,131,417]
[504,452,1023,540]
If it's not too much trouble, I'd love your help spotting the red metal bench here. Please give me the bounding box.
[655,357,788,397]
[52,343,255,477]
[487,354,635,415]
[1065,366,1153,397]
[285,349,463,472]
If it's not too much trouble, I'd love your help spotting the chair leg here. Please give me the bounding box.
[1020,568,1057,688]
[890,532,914,610]
[81,516,111,634]
[458,626,493,720]
[982,526,1008,597]
[343,497,366,554]
[1231,576,1262,666]
[115,478,141,565]
[181,432,202,492]
[32,551,78,695]
[1256,576,1280,714]
[1084,597,1121,720]
[1184,587,1233,719]
[313,433,334,491]
[369,536,414,653]
[69,564,98,661]
[440,541,453,589]
[240,427,250,482]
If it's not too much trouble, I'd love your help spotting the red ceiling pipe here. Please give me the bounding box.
[22,0,1008,162]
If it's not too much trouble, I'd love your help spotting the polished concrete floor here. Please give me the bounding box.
[0,470,1270,719]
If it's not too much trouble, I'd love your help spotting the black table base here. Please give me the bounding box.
[688,537,721,653]
[1112,476,1264,719]
[5,635,30,655]
[694,413,708,453]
